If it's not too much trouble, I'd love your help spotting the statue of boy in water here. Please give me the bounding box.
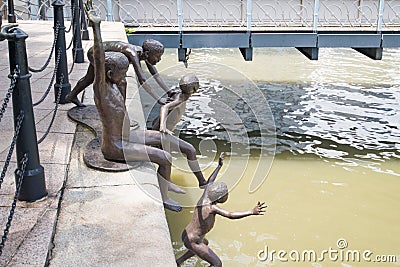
[66,37,171,107]
[83,0,208,212]
[176,153,267,266]
[152,73,199,133]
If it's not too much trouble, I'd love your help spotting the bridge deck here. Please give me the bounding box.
[127,26,400,61]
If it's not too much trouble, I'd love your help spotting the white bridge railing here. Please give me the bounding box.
[88,0,400,30]
[2,0,400,30]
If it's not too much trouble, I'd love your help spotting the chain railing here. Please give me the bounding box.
[0,69,18,123]
[0,152,29,257]
[0,0,78,251]
[37,73,64,144]
[29,23,60,73]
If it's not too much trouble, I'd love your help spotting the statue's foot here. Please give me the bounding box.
[164,198,182,212]
[66,93,86,107]
[199,180,208,189]
[168,182,186,194]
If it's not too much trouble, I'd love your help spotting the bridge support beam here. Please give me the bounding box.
[239,47,253,61]
[296,47,319,60]
[178,48,187,62]
[352,48,383,60]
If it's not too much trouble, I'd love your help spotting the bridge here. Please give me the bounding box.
[3,0,400,60]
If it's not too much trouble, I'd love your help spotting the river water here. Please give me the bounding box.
[138,47,400,266]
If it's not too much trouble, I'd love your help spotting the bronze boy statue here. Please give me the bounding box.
[176,153,267,266]
[66,38,171,107]
[84,0,208,212]
[152,73,199,133]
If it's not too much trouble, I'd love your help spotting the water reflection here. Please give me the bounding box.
[148,48,400,172]
[172,79,400,165]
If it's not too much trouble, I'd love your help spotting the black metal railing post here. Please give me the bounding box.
[53,0,71,104]
[6,27,47,201]
[71,0,84,62]
[7,0,16,23]
[79,0,89,40]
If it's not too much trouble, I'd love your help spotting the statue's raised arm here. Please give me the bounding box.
[84,0,107,101]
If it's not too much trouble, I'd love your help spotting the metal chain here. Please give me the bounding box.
[33,48,62,107]
[69,46,77,74]
[0,111,24,190]
[68,10,80,75]
[66,5,76,50]
[0,152,29,257]
[29,23,60,73]
[37,73,64,144]
[65,5,74,33]
[66,33,74,50]
[0,69,19,123]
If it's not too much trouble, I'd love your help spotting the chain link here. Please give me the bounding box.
[0,69,19,123]
[0,152,29,257]
[65,5,74,33]
[66,5,76,50]
[29,23,60,73]
[0,111,24,190]
[68,7,81,75]
[33,48,62,107]
[66,32,74,51]
[37,73,64,144]
[69,44,77,74]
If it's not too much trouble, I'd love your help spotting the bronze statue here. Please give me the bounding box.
[152,73,199,133]
[176,153,267,266]
[66,38,171,107]
[84,0,207,212]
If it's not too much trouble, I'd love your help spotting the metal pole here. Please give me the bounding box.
[246,0,252,32]
[177,0,186,62]
[53,0,71,104]
[71,0,84,62]
[79,0,89,40]
[7,0,16,23]
[177,0,183,33]
[377,0,385,32]
[313,0,319,33]
[6,27,47,201]
[39,0,46,20]
[106,0,113,21]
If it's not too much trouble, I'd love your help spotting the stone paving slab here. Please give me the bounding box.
[49,185,175,267]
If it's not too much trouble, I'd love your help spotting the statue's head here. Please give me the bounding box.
[207,182,228,203]
[142,39,164,65]
[179,73,199,95]
[105,52,129,84]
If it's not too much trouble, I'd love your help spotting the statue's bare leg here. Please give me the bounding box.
[162,134,207,187]
[180,238,220,267]
[126,134,183,211]
[176,250,195,266]
[66,64,95,107]
[131,130,187,194]
[144,130,207,187]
